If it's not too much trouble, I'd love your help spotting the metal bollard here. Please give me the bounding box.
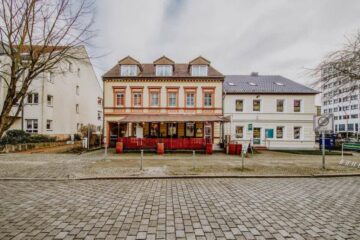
[104,144,108,160]
[241,150,244,170]
[140,150,144,170]
[192,150,196,170]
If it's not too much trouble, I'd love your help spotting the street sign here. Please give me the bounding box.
[314,114,334,133]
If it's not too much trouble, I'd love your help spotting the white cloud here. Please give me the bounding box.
[89,0,360,86]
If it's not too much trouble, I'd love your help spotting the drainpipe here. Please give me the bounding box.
[222,88,228,144]
[41,72,45,134]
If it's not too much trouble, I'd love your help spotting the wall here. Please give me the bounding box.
[5,46,103,137]
[103,78,223,145]
[224,93,317,149]
[104,79,223,113]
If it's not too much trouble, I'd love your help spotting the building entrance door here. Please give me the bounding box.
[204,123,212,143]
[253,127,261,145]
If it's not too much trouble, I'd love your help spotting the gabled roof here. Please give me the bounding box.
[118,56,141,65]
[224,75,319,94]
[189,56,211,65]
[103,56,224,79]
[153,56,175,65]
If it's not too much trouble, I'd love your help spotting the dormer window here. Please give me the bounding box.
[191,65,208,76]
[156,65,172,76]
[121,65,138,76]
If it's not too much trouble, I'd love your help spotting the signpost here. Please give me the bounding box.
[314,114,334,169]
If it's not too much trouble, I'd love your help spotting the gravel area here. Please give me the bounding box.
[0,149,359,178]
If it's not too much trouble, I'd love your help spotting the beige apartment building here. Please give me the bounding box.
[102,56,226,150]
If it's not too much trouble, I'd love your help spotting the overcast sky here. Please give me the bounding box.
[89,0,360,86]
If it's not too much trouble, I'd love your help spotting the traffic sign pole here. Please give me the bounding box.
[322,132,325,169]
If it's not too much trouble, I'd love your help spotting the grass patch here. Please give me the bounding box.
[232,167,253,172]
[271,150,350,156]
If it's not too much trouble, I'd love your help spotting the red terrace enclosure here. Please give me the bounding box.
[118,137,207,150]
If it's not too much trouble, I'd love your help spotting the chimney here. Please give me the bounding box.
[251,72,259,77]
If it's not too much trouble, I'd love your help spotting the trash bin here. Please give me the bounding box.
[228,144,236,155]
[116,142,123,153]
[206,143,213,155]
[157,142,164,155]
[235,144,242,155]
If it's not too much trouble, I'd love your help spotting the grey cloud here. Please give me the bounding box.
[89,0,360,85]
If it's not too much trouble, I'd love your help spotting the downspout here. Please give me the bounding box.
[41,72,45,134]
[222,88,226,144]
[102,78,105,147]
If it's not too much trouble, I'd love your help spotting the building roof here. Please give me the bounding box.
[118,56,141,65]
[224,74,319,94]
[153,56,175,65]
[103,57,223,79]
[189,56,210,65]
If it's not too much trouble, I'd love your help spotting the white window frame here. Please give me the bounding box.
[191,65,208,76]
[276,99,285,112]
[25,119,38,133]
[293,126,302,140]
[253,99,261,112]
[46,120,53,131]
[235,99,243,112]
[47,72,54,83]
[276,126,285,139]
[121,65,138,76]
[116,92,125,107]
[186,92,195,107]
[47,95,53,106]
[204,92,212,107]
[133,92,142,107]
[150,92,160,107]
[235,126,244,139]
[168,92,177,107]
[27,93,39,104]
[294,99,302,113]
[68,62,73,72]
[156,65,172,76]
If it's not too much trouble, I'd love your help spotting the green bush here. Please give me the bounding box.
[0,130,56,145]
[74,133,82,141]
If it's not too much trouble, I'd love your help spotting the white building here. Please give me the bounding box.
[321,69,360,138]
[223,73,318,150]
[0,46,103,139]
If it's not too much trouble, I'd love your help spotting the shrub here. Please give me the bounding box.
[0,130,56,145]
[74,133,82,141]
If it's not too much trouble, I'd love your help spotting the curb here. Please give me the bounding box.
[0,173,359,181]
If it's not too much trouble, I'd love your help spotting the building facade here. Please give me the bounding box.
[223,74,318,150]
[103,56,225,150]
[0,46,103,139]
[321,68,360,138]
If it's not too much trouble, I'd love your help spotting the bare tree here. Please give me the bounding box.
[314,31,360,139]
[316,31,360,84]
[0,0,94,137]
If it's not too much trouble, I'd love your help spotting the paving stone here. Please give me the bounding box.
[0,178,359,240]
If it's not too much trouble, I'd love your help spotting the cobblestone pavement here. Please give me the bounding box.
[0,178,359,239]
